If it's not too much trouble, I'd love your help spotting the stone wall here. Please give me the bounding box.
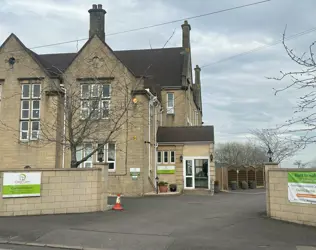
[266,168,316,227]
[0,167,107,216]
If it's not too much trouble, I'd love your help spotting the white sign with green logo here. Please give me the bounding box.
[2,172,41,198]
[157,166,175,174]
[288,172,316,204]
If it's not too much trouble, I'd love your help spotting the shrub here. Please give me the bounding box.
[158,181,168,186]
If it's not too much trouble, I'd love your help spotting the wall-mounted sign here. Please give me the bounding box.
[157,166,175,174]
[288,172,316,204]
[130,168,140,177]
[2,172,41,198]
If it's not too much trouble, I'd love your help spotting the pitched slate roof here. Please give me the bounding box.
[30,47,184,87]
[157,126,214,143]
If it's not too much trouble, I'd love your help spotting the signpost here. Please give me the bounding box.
[288,172,316,204]
[2,172,41,198]
[130,168,140,180]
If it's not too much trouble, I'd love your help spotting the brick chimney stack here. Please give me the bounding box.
[181,20,191,51]
[194,65,202,111]
[88,4,106,42]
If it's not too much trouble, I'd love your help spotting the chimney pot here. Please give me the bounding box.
[92,4,97,9]
[98,4,102,9]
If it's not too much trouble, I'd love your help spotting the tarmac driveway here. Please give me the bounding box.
[0,190,316,249]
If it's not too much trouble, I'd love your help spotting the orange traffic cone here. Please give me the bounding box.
[112,194,124,211]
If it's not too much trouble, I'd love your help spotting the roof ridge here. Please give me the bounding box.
[114,47,182,52]
[39,52,77,56]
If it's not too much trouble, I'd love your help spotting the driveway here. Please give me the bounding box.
[0,191,316,249]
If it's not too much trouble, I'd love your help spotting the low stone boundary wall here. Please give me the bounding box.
[0,167,107,216]
[266,168,316,227]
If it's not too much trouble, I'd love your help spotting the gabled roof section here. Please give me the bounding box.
[157,126,214,143]
[0,33,51,77]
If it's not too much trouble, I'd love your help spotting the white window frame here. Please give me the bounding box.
[163,151,169,163]
[170,151,175,164]
[21,100,30,120]
[101,100,110,119]
[20,121,29,141]
[80,83,111,120]
[32,84,41,99]
[107,143,116,172]
[22,84,30,99]
[31,100,40,119]
[20,83,41,141]
[166,93,174,114]
[157,151,162,164]
[30,121,40,140]
[77,143,93,168]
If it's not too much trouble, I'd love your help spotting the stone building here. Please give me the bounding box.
[0,4,214,195]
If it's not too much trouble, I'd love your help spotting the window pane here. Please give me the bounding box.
[84,162,92,168]
[32,100,40,109]
[102,101,109,118]
[22,110,29,119]
[91,85,99,97]
[84,143,93,161]
[109,162,115,170]
[103,85,110,98]
[21,132,28,140]
[21,121,28,130]
[31,131,39,139]
[171,151,175,163]
[32,84,41,98]
[90,100,99,119]
[22,85,30,98]
[186,160,192,176]
[76,146,83,161]
[33,110,40,118]
[164,151,168,163]
[108,143,115,161]
[157,152,161,163]
[32,121,39,131]
[81,85,89,98]
[186,177,193,187]
[167,93,174,107]
[22,100,30,109]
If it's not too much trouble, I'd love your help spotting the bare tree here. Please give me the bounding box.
[250,128,300,163]
[269,28,316,146]
[293,160,309,168]
[215,141,267,167]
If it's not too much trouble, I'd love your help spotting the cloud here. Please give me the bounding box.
[1,0,316,166]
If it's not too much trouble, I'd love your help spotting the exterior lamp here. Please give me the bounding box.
[97,148,104,162]
[180,155,183,162]
[267,147,273,163]
[210,153,213,162]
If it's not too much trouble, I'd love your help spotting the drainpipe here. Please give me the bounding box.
[62,87,66,168]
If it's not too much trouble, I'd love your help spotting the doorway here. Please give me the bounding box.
[184,157,209,189]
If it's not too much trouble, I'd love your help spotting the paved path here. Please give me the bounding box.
[0,244,69,250]
[0,191,316,249]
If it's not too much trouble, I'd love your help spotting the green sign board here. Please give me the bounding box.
[157,166,175,174]
[288,172,316,204]
[2,172,41,198]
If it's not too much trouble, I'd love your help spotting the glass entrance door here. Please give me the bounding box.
[184,159,193,188]
[184,158,209,189]
[194,159,208,189]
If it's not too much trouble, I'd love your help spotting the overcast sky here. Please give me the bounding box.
[1,0,316,166]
